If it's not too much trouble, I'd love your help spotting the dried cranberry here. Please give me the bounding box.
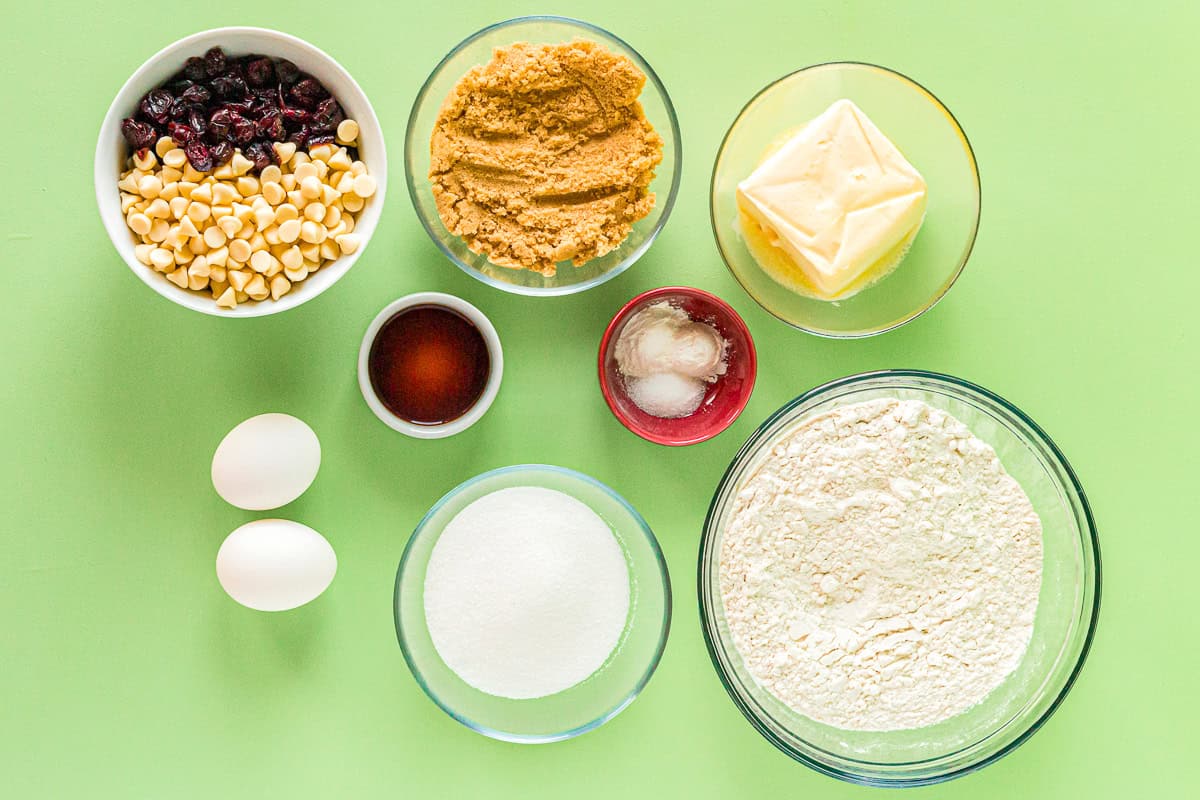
[281,106,310,124]
[246,95,273,118]
[185,141,213,172]
[169,96,190,120]
[288,78,326,108]
[168,122,197,145]
[310,97,344,131]
[210,141,234,165]
[230,114,257,145]
[167,77,195,95]
[244,142,275,171]
[139,89,174,124]
[207,107,235,141]
[180,83,211,105]
[188,106,207,134]
[275,59,301,86]
[307,133,336,146]
[286,126,310,147]
[204,46,226,77]
[211,74,247,99]
[121,119,158,150]
[256,110,286,140]
[183,56,208,82]
[245,57,275,87]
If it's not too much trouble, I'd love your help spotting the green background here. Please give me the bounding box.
[2,1,1196,796]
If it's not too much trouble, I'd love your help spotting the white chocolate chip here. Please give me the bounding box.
[178,215,200,239]
[228,239,252,264]
[186,202,211,224]
[273,141,297,164]
[217,215,242,238]
[138,174,163,199]
[163,148,187,169]
[335,233,361,255]
[300,176,322,200]
[203,226,227,249]
[231,152,254,176]
[212,183,238,206]
[352,174,377,198]
[261,181,285,205]
[336,119,359,145]
[299,220,326,244]
[304,202,326,223]
[236,176,260,196]
[127,212,152,235]
[150,247,174,270]
[250,250,277,274]
[228,268,252,291]
[155,137,175,158]
[148,219,170,243]
[216,286,237,308]
[327,148,352,171]
[270,274,291,300]
[167,266,189,288]
[245,273,269,300]
[254,205,276,231]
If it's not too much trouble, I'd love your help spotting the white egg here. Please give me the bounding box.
[216,519,337,611]
[211,413,320,510]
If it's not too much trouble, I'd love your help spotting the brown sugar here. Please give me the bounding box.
[430,40,664,276]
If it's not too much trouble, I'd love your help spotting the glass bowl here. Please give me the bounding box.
[699,371,1100,786]
[710,63,980,337]
[404,16,682,296]
[395,464,672,742]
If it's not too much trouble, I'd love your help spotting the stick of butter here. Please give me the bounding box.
[736,99,927,300]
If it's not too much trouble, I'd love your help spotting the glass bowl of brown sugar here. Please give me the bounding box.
[404,16,682,296]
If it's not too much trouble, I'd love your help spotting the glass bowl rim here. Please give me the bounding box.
[708,61,982,338]
[697,369,1101,785]
[394,463,674,743]
[403,14,684,297]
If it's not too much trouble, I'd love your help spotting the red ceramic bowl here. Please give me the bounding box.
[598,286,757,446]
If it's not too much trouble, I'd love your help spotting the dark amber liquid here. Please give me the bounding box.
[367,305,490,425]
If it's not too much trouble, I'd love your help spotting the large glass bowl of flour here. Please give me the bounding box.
[395,464,671,742]
[699,370,1100,786]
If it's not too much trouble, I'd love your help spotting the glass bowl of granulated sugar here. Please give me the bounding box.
[699,370,1100,787]
[395,464,671,742]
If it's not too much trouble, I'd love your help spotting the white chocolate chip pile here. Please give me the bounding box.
[117,123,375,309]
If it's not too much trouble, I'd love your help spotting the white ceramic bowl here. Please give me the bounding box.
[358,292,503,438]
[95,27,387,317]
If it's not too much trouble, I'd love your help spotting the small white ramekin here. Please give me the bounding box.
[357,292,503,438]
[95,27,387,317]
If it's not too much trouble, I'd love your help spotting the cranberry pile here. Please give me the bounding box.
[120,47,348,173]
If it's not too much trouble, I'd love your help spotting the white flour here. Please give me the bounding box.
[424,486,630,700]
[719,398,1043,731]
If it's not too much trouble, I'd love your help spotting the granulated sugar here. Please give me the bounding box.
[424,486,630,700]
[719,398,1043,731]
